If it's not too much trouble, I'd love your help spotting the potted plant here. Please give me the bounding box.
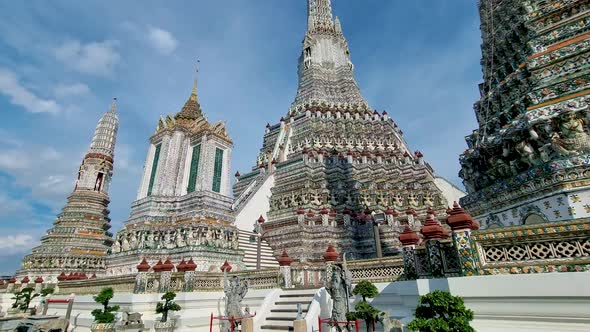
[408,290,475,332]
[154,291,181,332]
[90,287,120,332]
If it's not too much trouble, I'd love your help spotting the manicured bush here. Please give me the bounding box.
[408,290,474,332]
[91,287,120,324]
[156,291,181,322]
[348,280,381,332]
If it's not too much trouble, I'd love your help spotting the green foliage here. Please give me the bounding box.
[41,287,55,297]
[155,291,181,322]
[407,290,475,332]
[345,311,357,322]
[11,287,40,311]
[91,287,120,324]
[353,280,379,301]
[354,301,381,331]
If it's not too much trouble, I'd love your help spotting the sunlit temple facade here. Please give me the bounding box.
[232,0,459,262]
[459,0,590,228]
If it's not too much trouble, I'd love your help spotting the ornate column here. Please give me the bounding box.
[420,214,449,278]
[159,259,174,292]
[399,226,420,280]
[447,202,481,276]
[134,258,151,293]
[297,208,305,225]
[7,277,16,293]
[323,244,339,284]
[182,258,197,292]
[278,250,294,288]
[20,276,30,290]
[34,277,43,294]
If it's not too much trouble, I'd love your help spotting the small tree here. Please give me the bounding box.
[408,290,475,332]
[156,291,181,322]
[353,280,379,302]
[11,287,53,312]
[347,280,381,332]
[91,287,120,324]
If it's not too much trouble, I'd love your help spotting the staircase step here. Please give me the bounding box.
[271,309,309,313]
[260,325,294,331]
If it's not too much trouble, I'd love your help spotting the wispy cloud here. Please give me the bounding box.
[54,40,120,76]
[147,27,178,55]
[0,234,34,256]
[0,67,61,114]
[54,83,90,98]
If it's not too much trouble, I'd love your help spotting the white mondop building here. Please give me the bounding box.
[108,81,246,275]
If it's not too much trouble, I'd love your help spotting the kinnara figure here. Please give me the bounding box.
[325,262,353,332]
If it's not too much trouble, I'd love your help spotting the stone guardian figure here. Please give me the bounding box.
[220,272,249,332]
[325,258,353,332]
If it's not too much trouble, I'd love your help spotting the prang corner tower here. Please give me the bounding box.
[233,0,455,262]
[460,1,590,228]
[18,101,119,281]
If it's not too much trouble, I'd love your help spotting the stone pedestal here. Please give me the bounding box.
[293,319,307,332]
[241,317,254,332]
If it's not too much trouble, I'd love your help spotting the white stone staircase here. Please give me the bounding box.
[238,230,279,270]
[260,288,318,331]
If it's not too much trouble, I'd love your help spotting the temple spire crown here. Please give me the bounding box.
[307,0,334,31]
[89,99,119,158]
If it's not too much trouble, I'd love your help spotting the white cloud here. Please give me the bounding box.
[54,83,90,98]
[0,234,34,256]
[0,144,75,209]
[0,193,34,219]
[0,68,61,114]
[147,27,178,55]
[54,40,120,75]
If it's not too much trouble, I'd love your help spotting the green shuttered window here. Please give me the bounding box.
[187,145,201,193]
[212,148,224,193]
[147,144,161,196]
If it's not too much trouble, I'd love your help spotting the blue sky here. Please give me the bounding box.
[0,0,481,274]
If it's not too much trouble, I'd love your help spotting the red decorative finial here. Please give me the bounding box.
[399,225,420,246]
[235,171,241,178]
[137,258,151,272]
[153,259,164,272]
[176,259,187,272]
[323,244,339,262]
[184,258,197,272]
[220,260,232,272]
[447,201,479,231]
[162,258,174,272]
[257,215,265,223]
[278,250,294,266]
[421,214,448,240]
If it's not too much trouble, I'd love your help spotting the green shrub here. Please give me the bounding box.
[156,291,181,322]
[408,290,474,332]
[353,280,379,302]
[347,280,381,332]
[91,287,120,324]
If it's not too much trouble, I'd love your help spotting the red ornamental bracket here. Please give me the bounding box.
[209,312,256,332]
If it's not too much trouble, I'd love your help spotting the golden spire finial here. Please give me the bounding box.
[110,97,117,112]
[189,60,200,102]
